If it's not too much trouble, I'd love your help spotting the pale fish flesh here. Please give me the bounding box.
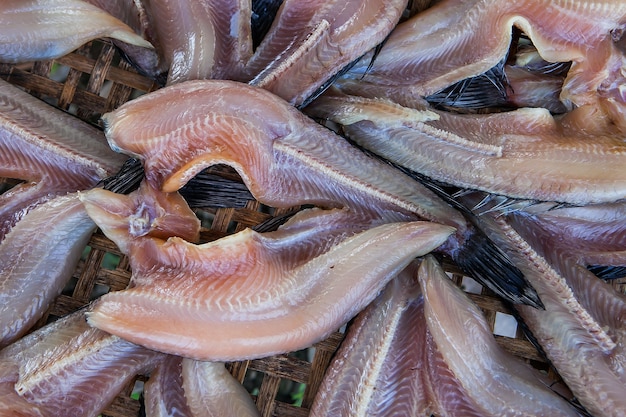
[418,255,581,416]
[310,263,485,416]
[84,205,454,360]
[180,360,260,417]
[341,0,626,114]
[78,180,200,255]
[0,78,126,241]
[458,198,626,417]
[0,193,95,348]
[101,79,542,308]
[0,0,153,63]
[140,0,252,84]
[306,93,626,205]
[0,310,163,417]
[247,0,408,106]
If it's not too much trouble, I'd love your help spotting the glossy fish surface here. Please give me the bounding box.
[459,198,626,417]
[0,78,125,240]
[308,93,626,205]
[310,263,486,416]
[78,181,200,255]
[0,310,163,417]
[418,255,581,416]
[0,0,153,63]
[181,360,260,417]
[102,79,543,308]
[86,206,454,360]
[102,80,466,229]
[0,193,95,348]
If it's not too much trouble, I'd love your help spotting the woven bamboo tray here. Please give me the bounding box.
[3,39,623,417]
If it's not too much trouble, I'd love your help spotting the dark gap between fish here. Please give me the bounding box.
[0,177,26,194]
[251,0,284,50]
[587,265,626,281]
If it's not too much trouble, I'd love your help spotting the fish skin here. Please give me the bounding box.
[0,193,95,348]
[0,310,164,417]
[0,78,126,241]
[418,255,582,417]
[307,93,626,205]
[0,0,153,64]
[141,0,252,84]
[181,360,260,417]
[78,181,200,255]
[247,0,408,106]
[144,356,193,417]
[459,200,626,416]
[86,207,454,361]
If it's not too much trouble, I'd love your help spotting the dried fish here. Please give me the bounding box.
[0,0,153,63]
[418,255,582,416]
[84,202,454,360]
[307,93,626,205]
[0,78,125,240]
[0,193,95,348]
[101,79,543,308]
[457,193,626,417]
[0,310,163,417]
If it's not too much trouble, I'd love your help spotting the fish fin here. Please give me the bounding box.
[180,170,254,209]
[251,0,284,50]
[100,158,144,194]
[587,265,626,281]
[425,58,510,110]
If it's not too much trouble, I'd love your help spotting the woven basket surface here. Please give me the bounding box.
[2,39,624,417]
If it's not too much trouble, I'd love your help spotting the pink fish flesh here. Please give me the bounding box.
[85,205,454,360]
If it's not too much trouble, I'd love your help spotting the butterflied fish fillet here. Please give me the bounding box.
[0,193,95,348]
[343,0,626,100]
[457,196,626,416]
[0,310,163,417]
[418,255,581,416]
[102,80,465,229]
[307,93,626,205]
[247,0,408,106]
[78,180,200,254]
[141,0,252,84]
[0,0,153,63]
[144,356,193,417]
[0,78,126,240]
[102,79,544,308]
[86,206,454,360]
[181,360,260,417]
[310,263,486,416]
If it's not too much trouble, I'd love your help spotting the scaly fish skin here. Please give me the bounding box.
[85,206,454,361]
[0,0,153,63]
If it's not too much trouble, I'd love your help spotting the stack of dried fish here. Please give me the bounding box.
[1,0,625,416]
